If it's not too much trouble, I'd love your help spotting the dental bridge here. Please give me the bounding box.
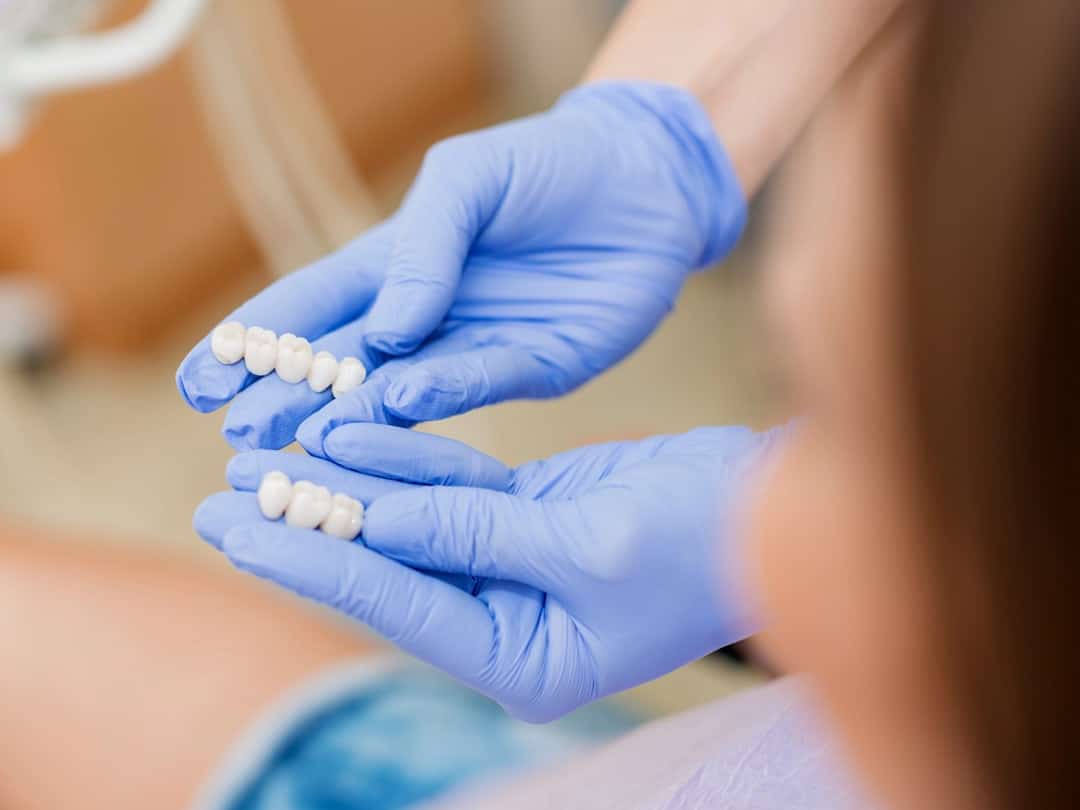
[257,471,364,542]
[211,322,367,397]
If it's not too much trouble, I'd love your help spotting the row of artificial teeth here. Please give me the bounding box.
[210,321,366,398]
[257,471,365,541]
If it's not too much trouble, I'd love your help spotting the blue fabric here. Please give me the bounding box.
[225,669,640,810]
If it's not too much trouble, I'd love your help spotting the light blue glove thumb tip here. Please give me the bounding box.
[318,423,393,462]
[319,428,346,458]
[296,417,331,458]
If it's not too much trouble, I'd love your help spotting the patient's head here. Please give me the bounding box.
[746,3,1079,809]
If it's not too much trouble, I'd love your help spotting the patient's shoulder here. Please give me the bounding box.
[432,678,878,810]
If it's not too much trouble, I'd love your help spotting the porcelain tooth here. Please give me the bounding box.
[211,321,246,365]
[320,493,365,541]
[307,351,339,393]
[257,471,293,520]
[285,480,333,530]
[244,327,278,376]
[332,357,367,398]
[276,333,313,384]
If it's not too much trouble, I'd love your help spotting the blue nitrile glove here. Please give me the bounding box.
[175,81,746,452]
[194,423,785,722]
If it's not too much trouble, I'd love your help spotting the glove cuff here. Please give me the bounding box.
[557,80,748,269]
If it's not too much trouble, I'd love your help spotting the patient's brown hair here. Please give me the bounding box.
[900,2,1079,807]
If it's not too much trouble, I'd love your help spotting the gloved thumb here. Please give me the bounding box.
[362,485,590,591]
[364,137,507,355]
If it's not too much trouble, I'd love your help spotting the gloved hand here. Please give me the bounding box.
[176,81,746,452]
[194,423,786,722]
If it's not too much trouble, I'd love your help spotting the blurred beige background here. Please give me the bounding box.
[0,0,782,713]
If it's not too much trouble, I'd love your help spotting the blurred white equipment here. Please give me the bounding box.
[0,277,60,365]
[0,0,208,148]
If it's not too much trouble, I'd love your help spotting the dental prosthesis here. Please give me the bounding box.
[210,321,367,398]
[257,471,365,541]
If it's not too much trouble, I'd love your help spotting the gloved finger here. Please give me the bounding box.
[176,221,393,414]
[293,328,480,455]
[222,521,497,685]
[363,486,589,590]
[220,315,381,451]
[323,424,513,490]
[381,345,565,423]
[225,450,417,501]
[363,139,506,355]
[295,372,408,458]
